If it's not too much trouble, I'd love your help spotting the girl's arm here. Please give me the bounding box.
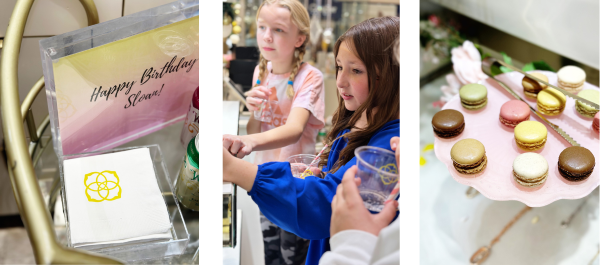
[223,140,340,240]
[249,157,354,240]
[246,114,261,135]
[224,107,310,158]
[224,121,398,240]
[223,146,258,191]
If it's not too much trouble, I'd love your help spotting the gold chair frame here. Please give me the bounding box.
[1,0,122,263]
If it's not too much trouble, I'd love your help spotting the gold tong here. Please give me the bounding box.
[470,205,532,264]
[481,57,580,147]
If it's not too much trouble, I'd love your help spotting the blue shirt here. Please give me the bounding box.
[248,119,399,264]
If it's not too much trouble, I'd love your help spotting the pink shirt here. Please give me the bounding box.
[252,62,326,165]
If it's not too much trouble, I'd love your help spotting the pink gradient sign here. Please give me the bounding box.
[50,17,199,155]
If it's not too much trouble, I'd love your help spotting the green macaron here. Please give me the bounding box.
[575,89,599,118]
[459,84,488,110]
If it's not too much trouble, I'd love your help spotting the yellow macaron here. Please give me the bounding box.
[514,121,547,151]
[537,87,566,116]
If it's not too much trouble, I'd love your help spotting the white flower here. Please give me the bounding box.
[451,40,487,85]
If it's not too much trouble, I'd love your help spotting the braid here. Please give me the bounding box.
[285,45,306,98]
[254,54,269,88]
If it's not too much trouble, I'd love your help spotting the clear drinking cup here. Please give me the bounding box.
[254,100,278,122]
[288,154,321,179]
[354,146,398,212]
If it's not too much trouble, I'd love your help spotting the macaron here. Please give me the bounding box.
[450,139,487,174]
[557,65,586,94]
[593,112,599,133]
[575,89,599,118]
[513,153,548,187]
[537,87,567,116]
[459,84,487,110]
[514,121,547,151]
[521,72,548,98]
[499,100,530,127]
[558,146,595,182]
[432,109,465,138]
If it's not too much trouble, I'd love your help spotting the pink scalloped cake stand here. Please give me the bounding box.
[434,71,599,207]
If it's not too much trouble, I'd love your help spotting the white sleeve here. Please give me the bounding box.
[318,230,377,265]
[370,219,399,265]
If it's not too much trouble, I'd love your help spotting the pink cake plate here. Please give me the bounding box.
[434,71,599,207]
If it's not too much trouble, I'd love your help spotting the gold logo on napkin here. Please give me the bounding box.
[84,170,122,202]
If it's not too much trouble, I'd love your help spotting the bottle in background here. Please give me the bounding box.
[180,87,199,147]
[175,133,199,211]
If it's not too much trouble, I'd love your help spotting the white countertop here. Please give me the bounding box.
[223,101,240,194]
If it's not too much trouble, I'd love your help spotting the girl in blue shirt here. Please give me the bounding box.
[223,16,399,264]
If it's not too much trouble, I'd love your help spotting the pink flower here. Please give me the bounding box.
[440,73,462,103]
[451,40,487,85]
[428,15,440,27]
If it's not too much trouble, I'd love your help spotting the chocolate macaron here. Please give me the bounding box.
[521,72,548,98]
[432,109,465,138]
[558,146,595,182]
[450,139,487,174]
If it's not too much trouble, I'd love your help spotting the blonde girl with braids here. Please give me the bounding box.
[223,0,325,264]
[224,16,399,265]
[223,0,325,165]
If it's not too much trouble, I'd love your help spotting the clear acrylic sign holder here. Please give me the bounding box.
[39,0,199,262]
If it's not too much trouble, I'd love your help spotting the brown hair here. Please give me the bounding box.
[255,0,310,98]
[319,16,400,173]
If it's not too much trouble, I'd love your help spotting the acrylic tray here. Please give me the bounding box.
[39,0,199,157]
[434,71,599,207]
[59,145,189,262]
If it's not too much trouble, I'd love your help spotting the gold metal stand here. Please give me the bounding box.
[0,1,122,263]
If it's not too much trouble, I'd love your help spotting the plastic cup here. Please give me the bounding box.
[254,100,278,122]
[287,154,320,178]
[354,146,398,212]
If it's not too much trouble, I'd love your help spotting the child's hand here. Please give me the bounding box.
[223,145,232,165]
[299,166,321,178]
[330,166,398,237]
[245,86,271,111]
[223,146,236,182]
[309,166,321,177]
[390,136,399,166]
[223,134,256,158]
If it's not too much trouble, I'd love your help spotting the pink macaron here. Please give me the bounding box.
[500,100,530,127]
[594,112,599,133]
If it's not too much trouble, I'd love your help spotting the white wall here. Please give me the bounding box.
[428,0,600,69]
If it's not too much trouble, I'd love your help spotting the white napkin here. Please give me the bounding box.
[63,147,172,247]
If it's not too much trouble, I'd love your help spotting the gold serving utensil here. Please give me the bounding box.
[466,187,479,199]
[492,58,599,110]
[470,205,532,265]
[561,196,590,228]
[481,58,580,147]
